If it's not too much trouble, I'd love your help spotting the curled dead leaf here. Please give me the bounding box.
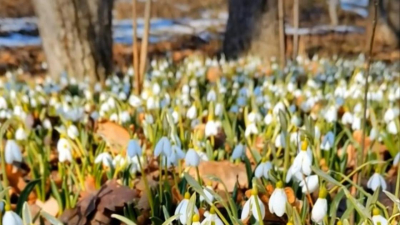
[95,121,130,154]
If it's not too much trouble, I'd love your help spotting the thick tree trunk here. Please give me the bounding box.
[32,0,113,84]
[223,0,280,60]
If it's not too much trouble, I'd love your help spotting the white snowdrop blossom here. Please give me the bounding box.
[299,175,319,193]
[154,137,171,157]
[241,188,266,221]
[367,172,387,191]
[199,183,214,203]
[341,111,353,125]
[205,120,218,137]
[387,120,398,134]
[232,144,245,160]
[187,104,197,119]
[264,111,273,125]
[201,208,223,225]
[5,140,22,164]
[127,139,142,157]
[394,152,400,166]
[94,152,113,168]
[324,105,337,123]
[185,149,200,167]
[174,192,199,224]
[320,131,335,151]
[15,127,27,141]
[311,186,328,223]
[286,140,313,182]
[254,157,273,179]
[2,210,23,225]
[372,208,388,225]
[268,181,287,217]
[67,124,79,139]
[57,138,72,163]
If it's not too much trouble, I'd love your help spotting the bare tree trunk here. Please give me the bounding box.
[32,0,113,84]
[223,0,280,60]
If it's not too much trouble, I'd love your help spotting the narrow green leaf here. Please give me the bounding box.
[111,214,137,225]
[343,189,371,220]
[16,178,41,215]
[161,214,179,225]
[40,210,63,225]
[22,202,32,225]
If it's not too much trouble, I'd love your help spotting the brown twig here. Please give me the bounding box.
[132,0,140,95]
[292,0,299,60]
[139,0,152,89]
[328,0,339,26]
[278,0,286,68]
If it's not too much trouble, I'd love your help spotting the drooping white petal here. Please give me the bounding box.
[2,211,23,225]
[127,139,142,157]
[185,149,200,167]
[311,198,328,223]
[299,175,319,193]
[240,197,251,220]
[269,189,287,217]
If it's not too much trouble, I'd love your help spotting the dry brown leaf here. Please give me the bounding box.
[284,187,296,204]
[187,160,248,192]
[206,66,221,83]
[36,197,59,217]
[95,120,130,153]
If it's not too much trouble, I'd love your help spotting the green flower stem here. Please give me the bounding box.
[254,195,264,225]
[195,166,202,186]
[138,158,154,215]
[394,161,400,215]
[211,204,230,225]
[0,148,11,210]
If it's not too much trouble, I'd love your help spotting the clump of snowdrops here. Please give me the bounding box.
[0,54,399,225]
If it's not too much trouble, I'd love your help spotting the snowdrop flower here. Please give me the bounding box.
[387,120,398,134]
[241,187,266,221]
[199,182,214,203]
[185,149,200,167]
[320,131,335,151]
[57,137,72,163]
[369,127,379,141]
[2,210,23,225]
[264,110,273,125]
[324,105,337,123]
[384,107,398,123]
[154,137,171,157]
[245,123,258,137]
[5,139,22,164]
[311,186,328,223]
[232,144,245,160]
[129,156,143,174]
[187,104,197,119]
[352,115,361,130]
[255,157,273,179]
[299,175,319,193]
[129,95,142,107]
[207,89,216,102]
[394,152,400,166]
[67,124,79,140]
[0,96,7,109]
[201,208,223,225]
[113,154,129,169]
[15,126,27,141]
[341,111,353,125]
[367,170,387,191]
[372,208,388,225]
[127,139,142,157]
[94,152,113,168]
[275,132,286,148]
[268,181,287,217]
[109,113,119,122]
[205,119,218,137]
[174,192,199,224]
[286,140,313,182]
[192,214,201,225]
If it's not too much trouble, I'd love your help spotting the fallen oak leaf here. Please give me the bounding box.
[95,120,130,154]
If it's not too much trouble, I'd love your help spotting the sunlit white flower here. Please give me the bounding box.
[2,210,23,225]
[387,120,398,134]
[324,105,337,123]
[232,144,245,160]
[268,181,287,217]
[113,154,129,169]
[255,158,272,179]
[299,175,319,193]
[286,140,312,182]
[129,156,144,174]
[205,120,218,137]
[15,127,27,141]
[57,138,72,163]
[185,149,200,167]
[241,188,266,221]
[320,131,334,151]
[201,208,223,225]
[369,127,379,141]
[352,115,361,130]
[67,124,79,139]
[372,208,388,225]
[109,113,119,122]
[129,95,142,107]
[264,111,273,125]
[199,183,214,203]
[0,96,7,109]
[341,111,353,125]
[5,140,22,164]
[367,171,387,191]
[275,132,286,148]
[154,137,171,157]
[174,192,199,224]
[207,89,216,102]
[187,104,197,119]
[94,152,113,168]
[311,186,328,223]
[384,107,399,123]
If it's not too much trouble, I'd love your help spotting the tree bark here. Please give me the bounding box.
[223,0,280,60]
[32,0,113,84]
